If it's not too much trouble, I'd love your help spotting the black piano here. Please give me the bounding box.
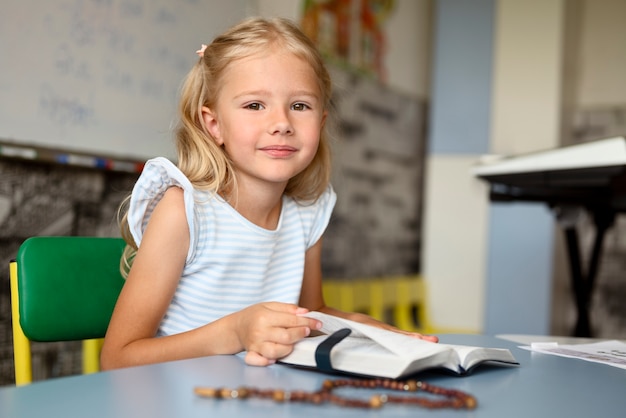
[473,137,626,337]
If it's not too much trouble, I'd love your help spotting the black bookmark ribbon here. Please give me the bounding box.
[314,328,352,373]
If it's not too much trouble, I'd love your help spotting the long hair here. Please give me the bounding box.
[119,17,334,276]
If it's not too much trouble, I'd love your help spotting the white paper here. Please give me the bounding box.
[521,340,626,370]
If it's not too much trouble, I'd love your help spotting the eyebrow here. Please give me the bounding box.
[234,89,321,101]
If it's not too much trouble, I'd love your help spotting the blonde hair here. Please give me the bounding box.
[119,17,334,275]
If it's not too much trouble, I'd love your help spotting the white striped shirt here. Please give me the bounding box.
[128,157,336,336]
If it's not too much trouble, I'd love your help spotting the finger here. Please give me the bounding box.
[257,305,321,331]
[268,324,313,345]
[247,327,309,357]
[288,316,322,331]
[244,351,275,366]
[262,302,307,314]
[406,332,439,343]
[254,341,296,361]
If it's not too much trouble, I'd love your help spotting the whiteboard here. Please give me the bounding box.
[0,0,249,161]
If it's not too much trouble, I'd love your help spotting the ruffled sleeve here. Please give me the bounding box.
[303,185,337,249]
[127,157,197,262]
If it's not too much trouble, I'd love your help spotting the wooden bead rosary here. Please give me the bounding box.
[194,377,477,410]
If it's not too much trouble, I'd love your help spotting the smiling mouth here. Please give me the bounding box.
[260,146,298,157]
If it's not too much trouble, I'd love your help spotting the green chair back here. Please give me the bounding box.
[16,236,126,341]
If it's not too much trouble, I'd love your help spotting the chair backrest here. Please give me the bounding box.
[10,236,126,384]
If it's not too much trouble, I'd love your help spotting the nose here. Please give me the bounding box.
[268,107,293,135]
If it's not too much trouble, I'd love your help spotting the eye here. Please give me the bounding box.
[245,102,264,110]
[291,102,311,111]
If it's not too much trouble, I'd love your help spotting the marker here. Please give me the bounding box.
[0,145,37,160]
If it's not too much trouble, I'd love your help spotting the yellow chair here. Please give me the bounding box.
[322,275,431,333]
[10,236,126,385]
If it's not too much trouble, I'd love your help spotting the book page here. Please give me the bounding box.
[279,333,411,378]
[304,312,369,338]
[521,340,626,370]
[303,311,444,358]
[444,344,518,373]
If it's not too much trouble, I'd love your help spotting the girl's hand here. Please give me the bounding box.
[365,318,438,342]
[234,302,322,366]
[319,307,439,343]
[392,328,439,343]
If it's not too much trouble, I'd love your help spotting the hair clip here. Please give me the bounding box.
[196,44,207,58]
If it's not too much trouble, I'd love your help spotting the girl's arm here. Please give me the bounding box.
[298,239,439,343]
[101,187,319,370]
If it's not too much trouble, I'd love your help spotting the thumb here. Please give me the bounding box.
[244,351,276,367]
[263,302,309,315]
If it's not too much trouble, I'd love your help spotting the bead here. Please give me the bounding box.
[464,396,478,409]
[193,377,477,411]
[404,380,418,391]
[236,387,249,399]
[194,387,218,398]
[219,388,232,399]
[369,395,384,408]
[273,390,285,402]
[290,390,305,401]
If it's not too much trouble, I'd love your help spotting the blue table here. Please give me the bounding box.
[1,334,624,417]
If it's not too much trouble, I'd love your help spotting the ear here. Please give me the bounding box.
[201,106,223,145]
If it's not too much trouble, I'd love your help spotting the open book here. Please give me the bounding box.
[279,312,518,379]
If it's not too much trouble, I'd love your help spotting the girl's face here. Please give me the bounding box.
[202,49,326,192]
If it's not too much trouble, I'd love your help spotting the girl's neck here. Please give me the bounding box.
[223,181,286,230]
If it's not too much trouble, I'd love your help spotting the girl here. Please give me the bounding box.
[101,17,436,370]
